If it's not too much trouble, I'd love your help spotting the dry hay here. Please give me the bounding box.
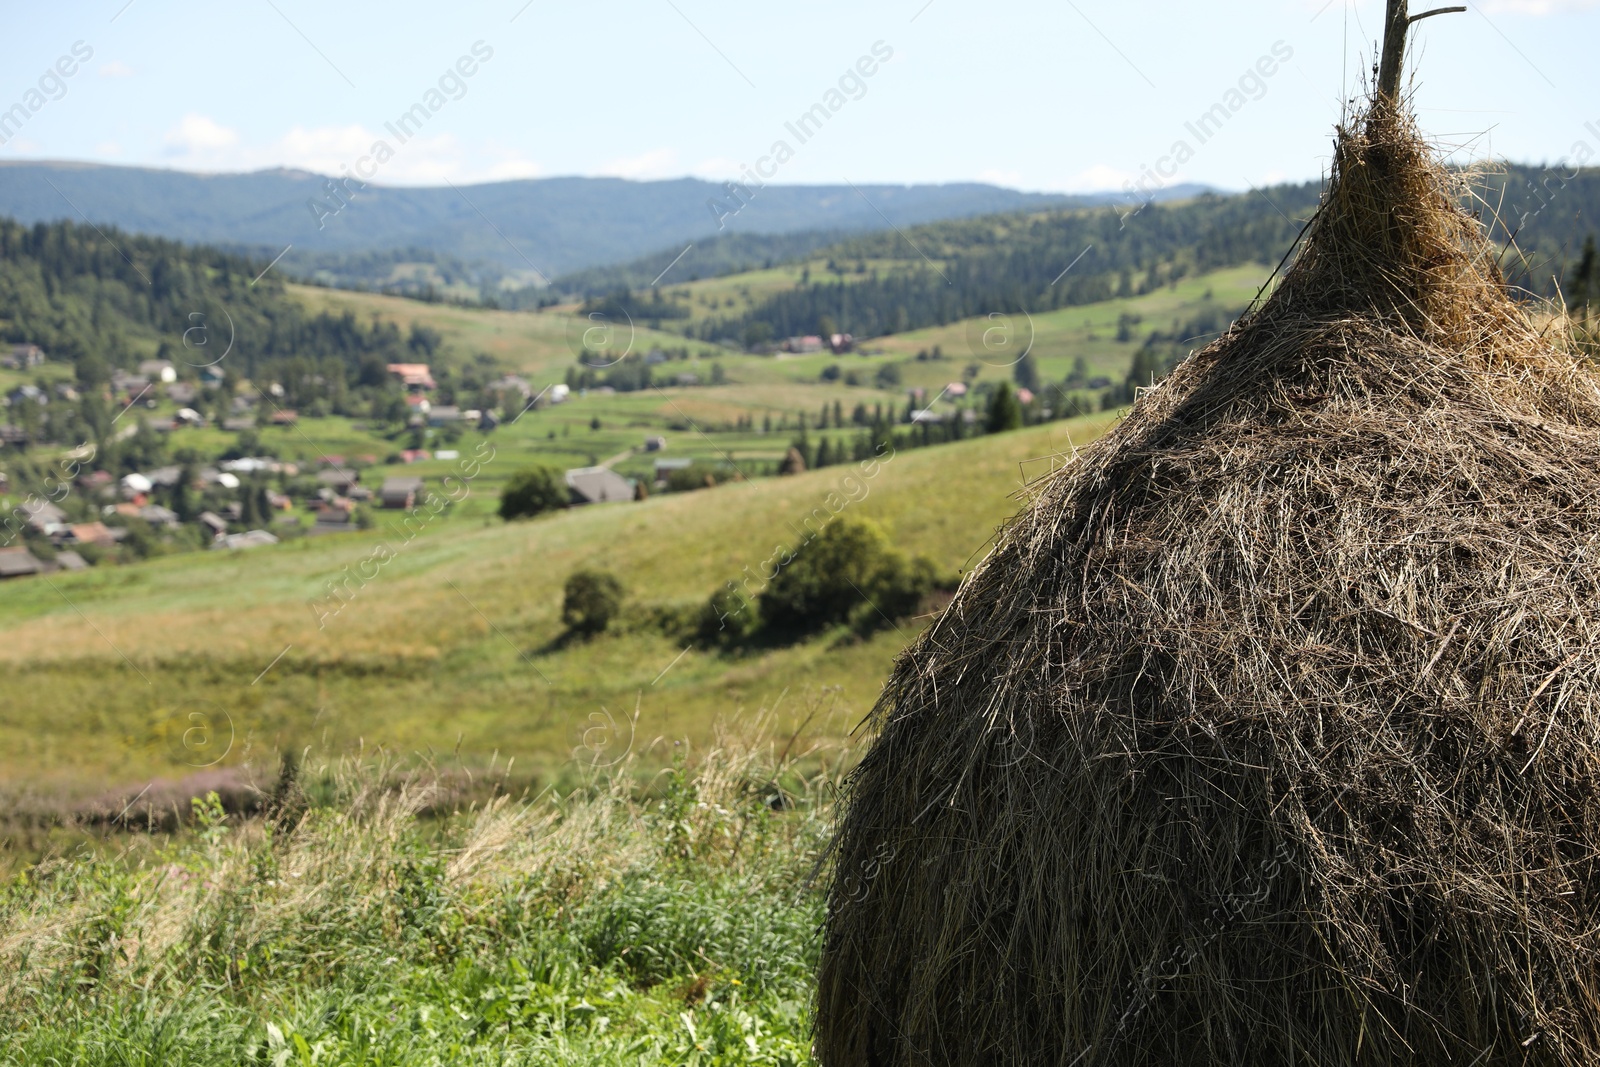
[816,96,1600,1067]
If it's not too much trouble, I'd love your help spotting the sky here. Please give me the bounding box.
[1,0,1597,197]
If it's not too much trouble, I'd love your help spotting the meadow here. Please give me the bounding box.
[0,411,1120,814]
[0,730,837,1066]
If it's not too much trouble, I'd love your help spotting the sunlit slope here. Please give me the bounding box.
[0,412,1119,789]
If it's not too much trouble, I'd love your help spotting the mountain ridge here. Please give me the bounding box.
[0,158,1211,283]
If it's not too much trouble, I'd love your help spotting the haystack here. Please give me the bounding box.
[817,10,1600,1066]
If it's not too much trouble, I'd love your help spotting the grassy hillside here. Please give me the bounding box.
[1,737,835,1065]
[0,412,1119,798]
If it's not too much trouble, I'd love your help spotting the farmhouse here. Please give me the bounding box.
[310,503,356,534]
[215,530,279,550]
[21,500,65,533]
[317,467,360,494]
[565,466,633,505]
[63,522,116,548]
[386,363,435,392]
[0,547,43,579]
[380,476,425,509]
[1,343,43,370]
[138,359,177,383]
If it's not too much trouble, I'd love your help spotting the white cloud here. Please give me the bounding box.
[96,140,122,157]
[1060,163,1139,193]
[98,61,135,78]
[597,148,677,180]
[484,157,544,181]
[976,167,1025,188]
[689,156,744,180]
[273,124,382,175]
[138,118,546,186]
[163,114,238,157]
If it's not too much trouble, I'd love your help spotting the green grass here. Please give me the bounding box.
[0,412,1120,799]
[0,736,832,1066]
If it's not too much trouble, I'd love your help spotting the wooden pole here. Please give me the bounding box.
[1378,0,1467,103]
[1378,0,1410,102]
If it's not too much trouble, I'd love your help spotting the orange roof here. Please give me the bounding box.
[68,522,116,546]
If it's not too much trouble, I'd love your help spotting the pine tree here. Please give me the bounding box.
[1573,234,1597,322]
[986,382,1023,434]
[1014,353,1040,393]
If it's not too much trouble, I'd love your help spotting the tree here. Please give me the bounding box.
[986,382,1023,434]
[1572,234,1597,322]
[875,362,902,388]
[562,569,625,636]
[759,517,937,633]
[1126,347,1163,395]
[1013,353,1041,392]
[499,467,568,520]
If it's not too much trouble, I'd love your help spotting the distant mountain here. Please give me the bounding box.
[0,160,1211,286]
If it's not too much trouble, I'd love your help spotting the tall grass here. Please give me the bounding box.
[0,719,838,1066]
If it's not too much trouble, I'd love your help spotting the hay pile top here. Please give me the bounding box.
[817,87,1600,1067]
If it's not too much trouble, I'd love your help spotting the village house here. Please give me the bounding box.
[22,500,66,534]
[386,363,436,392]
[317,467,360,495]
[653,457,693,487]
[138,504,181,529]
[138,360,177,383]
[0,547,43,580]
[491,374,531,399]
[63,522,118,548]
[380,476,425,510]
[310,502,356,534]
[565,467,633,505]
[215,530,279,550]
[1,344,44,370]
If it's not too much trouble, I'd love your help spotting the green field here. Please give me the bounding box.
[0,411,1119,800]
[138,265,1260,485]
[0,258,1267,801]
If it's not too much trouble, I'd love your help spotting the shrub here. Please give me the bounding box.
[698,585,759,644]
[562,568,625,636]
[759,517,937,634]
[665,462,734,493]
[498,466,567,520]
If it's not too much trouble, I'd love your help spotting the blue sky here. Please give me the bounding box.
[2,0,1597,195]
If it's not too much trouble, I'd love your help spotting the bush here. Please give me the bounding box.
[698,585,759,643]
[562,568,626,636]
[498,466,567,520]
[665,462,735,493]
[759,517,938,634]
